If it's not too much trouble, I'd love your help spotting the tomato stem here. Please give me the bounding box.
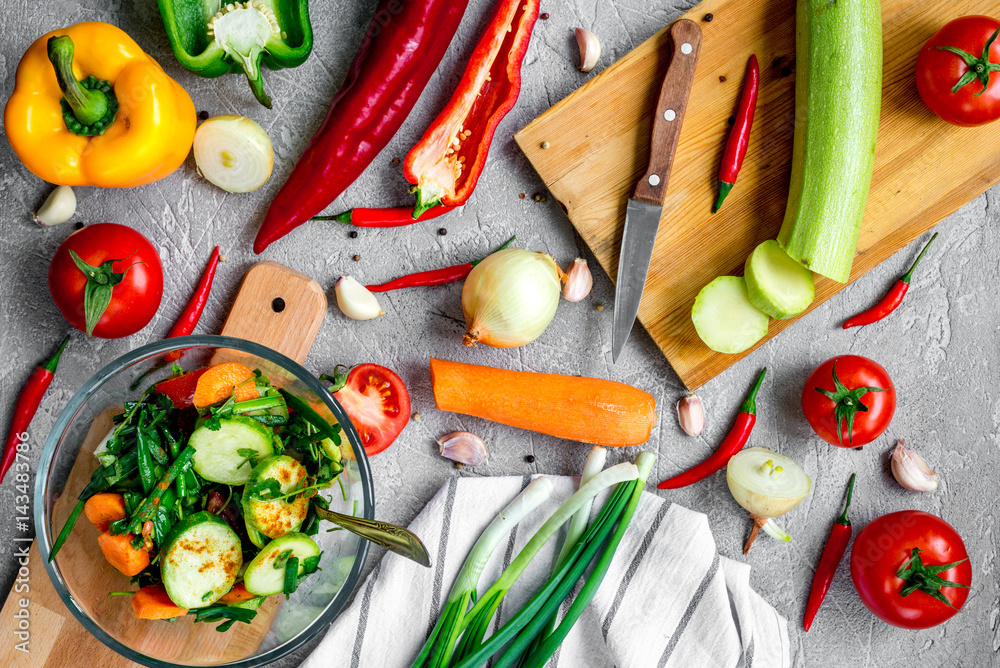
[936,25,1000,96]
[814,363,888,447]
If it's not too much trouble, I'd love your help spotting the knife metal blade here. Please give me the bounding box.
[612,19,702,363]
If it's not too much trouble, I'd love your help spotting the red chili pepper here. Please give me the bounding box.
[657,367,766,489]
[1,335,70,484]
[253,0,470,254]
[314,206,455,228]
[843,233,938,329]
[367,235,516,292]
[714,55,759,213]
[160,246,220,365]
[404,0,540,218]
[803,474,856,632]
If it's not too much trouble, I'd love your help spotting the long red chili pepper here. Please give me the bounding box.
[714,54,759,213]
[404,0,540,218]
[657,367,767,489]
[803,473,856,632]
[367,235,516,292]
[254,0,470,253]
[314,206,455,228]
[843,233,938,329]
[163,246,220,363]
[1,335,70,484]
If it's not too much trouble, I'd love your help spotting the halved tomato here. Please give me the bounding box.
[324,364,410,456]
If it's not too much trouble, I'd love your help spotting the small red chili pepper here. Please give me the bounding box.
[313,206,455,228]
[164,246,220,363]
[367,236,516,292]
[1,335,70,484]
[404,0,540,217]
[714,54,759,213]
[254,0,471,253]
[843,233,938,329]
[657,368,766,489]
[803,473,856,632]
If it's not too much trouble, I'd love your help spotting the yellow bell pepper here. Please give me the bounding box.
[4,22,196,188]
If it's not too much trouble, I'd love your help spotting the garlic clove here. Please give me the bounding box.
[437,431,488,466]
[335,276,385,320]
[676,394,705,436]
[575,28,601,73]
[562,258,593,302]
[890,439,938,492]
[33,185,76,227]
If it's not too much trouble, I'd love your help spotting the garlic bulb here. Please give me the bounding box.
[562,258,593,302]
[727,447,811,553]
[462,249,562,348]
[890,439,938,492]
[335,276,385,320]
[437,431,488,466]
[33,185,76,227]
[575,28,601,73]
[676,394,705,436]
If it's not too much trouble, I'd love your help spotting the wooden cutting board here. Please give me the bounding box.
[515,0,1000,389]
[1,262,327,667]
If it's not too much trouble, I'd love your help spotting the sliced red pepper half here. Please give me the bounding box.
[403,0,540,218]
[155,367,209,409]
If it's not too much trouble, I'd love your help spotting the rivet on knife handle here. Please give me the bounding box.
[632,19,702,206]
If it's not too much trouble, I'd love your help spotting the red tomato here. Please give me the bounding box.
[332,364,410,456]
[801,355,895,448]
[916,16,1000,126]
[851,510,971,629]
[49,223,163,338]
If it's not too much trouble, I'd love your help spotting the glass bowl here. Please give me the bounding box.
[35,336,373,667]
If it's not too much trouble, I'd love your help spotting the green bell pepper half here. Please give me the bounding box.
[157,0,313,108]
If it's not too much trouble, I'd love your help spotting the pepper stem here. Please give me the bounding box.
[470,235,517,267]
[411,185,443,219]
[47,36,109,126]
[41,335,71,374]
[900,233,938,285]
[713,180,734,213]
[739,367,767,415]
[311,210,354,223]
[244,68,273,110]
[835,473,857,526]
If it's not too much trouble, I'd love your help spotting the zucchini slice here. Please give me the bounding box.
[243,455,310,540]
[744,240,815,319]
[160,512,242,609]
[189,416,275,485]
[691,276,769,354]
[243,533,320,597]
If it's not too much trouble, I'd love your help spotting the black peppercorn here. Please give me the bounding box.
[704,13,714,22]
[438,228,447,236]
[74,221,84,230]
[525,454,536,463]
[349,230,358,239]
[198,110,209,121]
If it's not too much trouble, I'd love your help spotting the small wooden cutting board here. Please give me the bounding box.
[1,262,327,667]
[515,0,1000,389]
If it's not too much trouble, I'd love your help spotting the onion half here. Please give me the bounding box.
[727,447,811,553]
[194,115,274,193]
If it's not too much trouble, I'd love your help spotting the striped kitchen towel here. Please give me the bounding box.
[302,475,790,668]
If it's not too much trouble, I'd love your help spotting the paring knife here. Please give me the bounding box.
[612,19,702,363]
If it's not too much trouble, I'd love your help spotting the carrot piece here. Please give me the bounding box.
[132,584,188,620]
[219,583,257,604]
[429,358,657,447]
[98,530,150,577]
[84,493,126,532]
[192,362,258,408]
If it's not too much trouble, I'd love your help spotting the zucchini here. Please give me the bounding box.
[691,276,769,354]
[243,455,310,540]
[189,416,274,485]
[744,240,815,319]
[243,533,320,596]
[776,0,882,283]
[160,512,242,609]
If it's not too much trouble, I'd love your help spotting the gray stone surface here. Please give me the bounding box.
[0,1,996,666]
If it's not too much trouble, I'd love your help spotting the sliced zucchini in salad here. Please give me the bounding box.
[243,455,310,540]
[160,512,242,609]
[244,533,320,597]
[189,415,275,485]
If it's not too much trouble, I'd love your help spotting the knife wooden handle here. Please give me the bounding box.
[632,18,702,206]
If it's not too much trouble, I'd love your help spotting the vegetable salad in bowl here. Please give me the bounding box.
[37,336,373,667]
